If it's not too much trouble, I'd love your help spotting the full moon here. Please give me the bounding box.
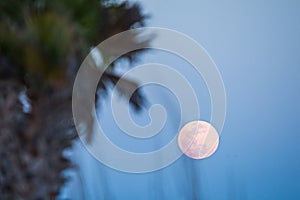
[178,120,219,159]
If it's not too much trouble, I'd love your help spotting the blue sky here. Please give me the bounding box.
[133,0,300,199]
[61,1,300,199]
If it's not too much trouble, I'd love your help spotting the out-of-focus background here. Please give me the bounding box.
[1,0,299,200]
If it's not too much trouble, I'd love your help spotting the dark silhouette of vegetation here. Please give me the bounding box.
[0,0,149,199]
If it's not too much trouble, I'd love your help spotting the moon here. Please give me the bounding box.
[178,120,219,159]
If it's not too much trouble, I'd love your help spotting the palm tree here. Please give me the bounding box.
[0,0,149,199]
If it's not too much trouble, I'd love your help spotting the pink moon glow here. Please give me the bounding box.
[178,121,219,159]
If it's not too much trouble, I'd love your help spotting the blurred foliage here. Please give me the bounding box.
[0,0,149,199]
